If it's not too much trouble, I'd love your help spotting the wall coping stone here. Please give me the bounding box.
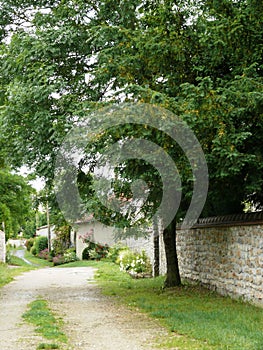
[178,211,263,229]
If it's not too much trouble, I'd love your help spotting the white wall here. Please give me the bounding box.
[36,225,56,241]
[74,221,115,260]
[0,230,6,263]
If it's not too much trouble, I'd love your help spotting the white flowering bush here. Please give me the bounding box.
[117,249,151,274]
[63,249,78,263]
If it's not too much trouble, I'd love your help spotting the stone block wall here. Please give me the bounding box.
[166,224,263,304]
[0,230,6,263]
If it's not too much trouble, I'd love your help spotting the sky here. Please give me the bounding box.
[19,165,45,191]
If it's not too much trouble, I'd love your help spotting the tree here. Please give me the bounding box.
[0,167,35,239]
[0,0,262,286]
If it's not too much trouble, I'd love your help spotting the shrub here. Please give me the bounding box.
[30,245,37,256]
[38,248,50,261]
[89,244,109,260]
[25,238,35,252]
[82,241,109,261]
[53,225,71,256]
[107,242,127,262]
[5,245,11,263]
[52,255,65,266]
[34,236,48,255]
[117,249,137,271]
[118,249,151,274]
[63,249,78,263]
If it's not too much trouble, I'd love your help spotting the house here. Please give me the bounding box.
[71,216,116,260]
[71,216,154,267]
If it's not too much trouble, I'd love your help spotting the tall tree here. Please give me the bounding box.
[0,0,262,285]
[0,167,35,238]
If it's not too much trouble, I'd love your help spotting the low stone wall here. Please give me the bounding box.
[0,230,6,263]
[173,223,263,305]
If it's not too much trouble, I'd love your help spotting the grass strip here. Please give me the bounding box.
[0,262,33,287]
[8,254,33,267]
[37,343,59,349]
[94,261,263,350]
[22,299,67,349]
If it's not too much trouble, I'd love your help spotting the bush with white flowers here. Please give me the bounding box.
[117,249,151,274]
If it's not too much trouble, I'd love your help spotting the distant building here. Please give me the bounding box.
[0,230,5,263]
[36,225,56,242]
[71,216,115,260]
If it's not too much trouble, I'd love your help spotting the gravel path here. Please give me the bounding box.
[0,267,170,350]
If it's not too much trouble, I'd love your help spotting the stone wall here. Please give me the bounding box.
[0,230,6,263]
[159,222,263,305]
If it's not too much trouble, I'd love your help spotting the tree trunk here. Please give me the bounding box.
[46,201,51,252]
[163,218,181,287]
[153,216,159,277]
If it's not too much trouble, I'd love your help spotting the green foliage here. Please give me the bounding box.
[37,211,48,228]
[30,245,37,256]
[25,237,35,252]
[57,260,99,268]
[107,242,128,263]
[5,244,11,264]
[37,343,59,349]
[82,241,109,261]
[63,248,78,263]
[0,0,262,219]
[34,236,48,255]
[52,225,71,256]
[8,254,30,267]
[23,216,36,238]
[117,248,151,274]
[0,168,35,238]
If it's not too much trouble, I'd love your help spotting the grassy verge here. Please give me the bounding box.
[22,299,67,350]
[93,261,263,350]
[9,254,34,267]
[0,262,33,287]
[0,250,53,288]
[57,260,100,268]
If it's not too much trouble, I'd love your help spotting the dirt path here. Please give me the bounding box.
[0,267,170,350]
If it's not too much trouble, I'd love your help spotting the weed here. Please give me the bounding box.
[22,299,67,348]
[37,343,59,349]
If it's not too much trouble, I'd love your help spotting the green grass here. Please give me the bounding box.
[0,262,34,287]
[94,261,263,350]
[0,250,52,289]
[57,260,100,268]
[37,344,59,349]
[22,299,67,349]
[8,254,33,267]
